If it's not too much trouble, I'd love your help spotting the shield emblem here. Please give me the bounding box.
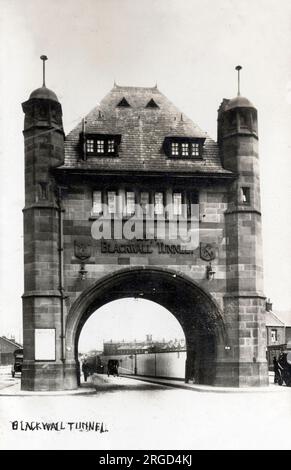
[74,240,92,261]
[200,243,216,262]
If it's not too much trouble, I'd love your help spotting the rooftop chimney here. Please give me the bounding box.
[266,298,273,312]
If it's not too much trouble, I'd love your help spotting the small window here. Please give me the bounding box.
[92,191,102,215]
[39,182,48,200]
[125,191,135,215]
[140,192,150,214]
[191,143,199,157]
[108,191,117,214]
[271,329,278,343]
[117,97,130,107]
[154,192,164,215]
[187,191,199,218]
[108,139,115,153]
[86,139,94,153]
[181,143,189,156]
[146,99,159,108]
[96,140,105,153]
[241,187,250,205]
[173,192,182,215]
[171,142,179,156]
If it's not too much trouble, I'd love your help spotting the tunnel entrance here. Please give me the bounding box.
[78,297,187,383]
[64,267,226,389]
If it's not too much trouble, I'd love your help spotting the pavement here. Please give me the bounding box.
[0,367,288,395]
[0,366,96,396]
[122,373,287,393]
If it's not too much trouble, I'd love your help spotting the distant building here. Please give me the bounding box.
[0,336,22,365]
[275,310,291,346]
[103,336,186,356]
[265,303,285,346]
[265,300,291,369]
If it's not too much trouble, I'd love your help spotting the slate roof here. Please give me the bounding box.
[265,311,285,327]
[0,336,22,349]
[61,85,232,176]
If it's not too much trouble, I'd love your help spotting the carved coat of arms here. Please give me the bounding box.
[200,243,216,262]
[74,240,92,261]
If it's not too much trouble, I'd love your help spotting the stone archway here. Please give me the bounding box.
[64,267,226,390]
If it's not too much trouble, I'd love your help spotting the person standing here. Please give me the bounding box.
[82,360,89,382]
[273,356,280,384]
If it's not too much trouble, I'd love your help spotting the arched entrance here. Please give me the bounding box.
[64,267,226,390]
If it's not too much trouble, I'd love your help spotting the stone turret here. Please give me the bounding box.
[217,67,268,386]
[21,57,65,390]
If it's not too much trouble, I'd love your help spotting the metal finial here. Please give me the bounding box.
[40,55,48,87]
[235,65,242,96]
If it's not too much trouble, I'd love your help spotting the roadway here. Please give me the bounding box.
[0,367,291,450]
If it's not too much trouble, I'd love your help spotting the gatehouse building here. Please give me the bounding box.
[21,59,268,390]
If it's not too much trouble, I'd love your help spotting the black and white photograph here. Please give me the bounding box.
[0,0,291,454]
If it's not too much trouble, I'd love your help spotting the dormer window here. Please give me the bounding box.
[82,133,121,158]
[146,98,159,108]
[164,137,204,159]
[117,97,130,107]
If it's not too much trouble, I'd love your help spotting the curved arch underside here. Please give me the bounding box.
[65,267,226,386]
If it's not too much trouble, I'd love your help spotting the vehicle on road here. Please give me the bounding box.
[11,348,23,377]
[278,351,291,386]
[107,359,119,377]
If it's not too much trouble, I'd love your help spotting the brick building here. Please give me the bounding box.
[103,337,186,355]
[21,60,268,390]
[265,299,291,367]
[0,336,22,365]
[275,311,291,346]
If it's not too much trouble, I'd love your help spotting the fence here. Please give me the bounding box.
[102,350,186,380]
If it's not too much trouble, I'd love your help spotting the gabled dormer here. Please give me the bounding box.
[117,97,130,107]
[145,98,159,108]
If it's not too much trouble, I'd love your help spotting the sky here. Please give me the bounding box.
[0,0,291,344]
[78,298,184,353]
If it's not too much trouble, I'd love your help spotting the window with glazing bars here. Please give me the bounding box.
[191,143,199,156]
[181,143,189,156]
[86,139,94,153]
[140,192,150,214]
[108,191,117,214]
[125,192,135,215]
[154,192,164,215]
[92,191,102,214]
[97,140,105,153]
[173,192,182,215]
[108,139,115,153]
[171,142,179,156]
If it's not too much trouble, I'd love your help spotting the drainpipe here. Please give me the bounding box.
[57,187,65,363]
